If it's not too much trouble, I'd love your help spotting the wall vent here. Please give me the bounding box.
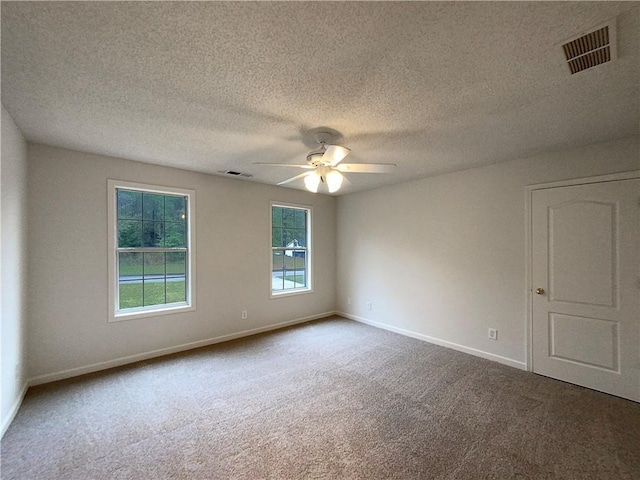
[218,170,253,178]
[561,20,617,74]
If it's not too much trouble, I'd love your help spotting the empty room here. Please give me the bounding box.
[1,2,639,479]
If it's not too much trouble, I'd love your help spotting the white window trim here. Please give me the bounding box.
[108,179,196,322]
[270,201,313,298]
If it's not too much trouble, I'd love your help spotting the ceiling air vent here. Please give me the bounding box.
[561,20,617,74]
[218,170,253,178]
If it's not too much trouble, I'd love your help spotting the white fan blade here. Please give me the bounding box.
[322,145,351,166]
[277,171,313,186]
[335,163,396,173]
[254,163,314,169]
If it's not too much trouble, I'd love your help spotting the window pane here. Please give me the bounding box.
[165,195,186,222]
[118,252,142,309]
[294,209,305,229]
[118,190,142,220]
[143,193,165,221]
[272,250,284,291]
[294,252,306,287]
[119,251,143,277]
[166,252,186,276]
[293,228,306,247]
[143,252,166,306]
[118,220,142,248]
[272,206,282,228]
[144,282,166,307]
[283,250,296,286]
[283,208,294,230]
[166,252,186,303]
[165,222,186,248]
[272,227,282,248]
[283,229,294,248]
[166,280,186,304]
[143,252,165,275]
[143,221,165,247]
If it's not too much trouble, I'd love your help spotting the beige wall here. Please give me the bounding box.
[336,135,639,367]
[1,105,28,435]
[27,144,336,380]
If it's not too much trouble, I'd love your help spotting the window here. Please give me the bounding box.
[271,203,311,296]
[108,180,195,321]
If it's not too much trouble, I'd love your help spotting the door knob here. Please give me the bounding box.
[535,287,545,295]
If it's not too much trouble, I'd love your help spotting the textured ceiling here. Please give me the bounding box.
[2,2,638,195]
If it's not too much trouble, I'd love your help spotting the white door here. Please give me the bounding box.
[532,178,640,402]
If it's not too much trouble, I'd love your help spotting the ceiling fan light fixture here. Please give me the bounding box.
[304,172,321,193]
[326,170,344,193]
[254,128,395,192]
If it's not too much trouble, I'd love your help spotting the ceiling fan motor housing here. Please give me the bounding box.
[307,150,326,166]
[307,132,333,166]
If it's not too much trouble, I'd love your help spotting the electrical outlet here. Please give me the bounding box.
[347,297,352,305]
[241,310,247,320]
[366,302,372,310]
[488,328,498,340]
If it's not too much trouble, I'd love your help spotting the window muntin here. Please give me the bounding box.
[271,204,311,295]
[109,181,195,320]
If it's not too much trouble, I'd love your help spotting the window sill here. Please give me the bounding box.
[270,288,313,299]
[110,303,195,322]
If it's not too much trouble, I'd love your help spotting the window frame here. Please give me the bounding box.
[107,179,196,322]
[270,202,313,298]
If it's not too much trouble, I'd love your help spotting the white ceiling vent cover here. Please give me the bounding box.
[561,20,617,74]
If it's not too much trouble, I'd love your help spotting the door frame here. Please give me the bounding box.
[524,170,640,372]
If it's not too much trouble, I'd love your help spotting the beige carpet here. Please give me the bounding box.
[2,316,639,479]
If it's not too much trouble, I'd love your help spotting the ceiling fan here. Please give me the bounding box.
[254,131,396,193]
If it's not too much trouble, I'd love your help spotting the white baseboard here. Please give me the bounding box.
[339,311,527,371]
[29,311,336,386]
[1,381,28,438]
